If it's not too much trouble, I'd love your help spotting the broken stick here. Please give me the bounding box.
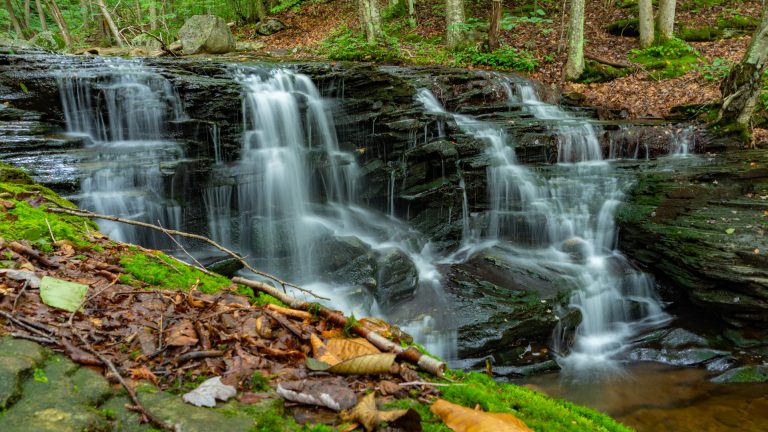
[232,277,447,377]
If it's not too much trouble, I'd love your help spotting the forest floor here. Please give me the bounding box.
[235,0,767,143]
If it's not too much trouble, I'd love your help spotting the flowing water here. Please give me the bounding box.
[57,58,186,247]
[417,82,669,370]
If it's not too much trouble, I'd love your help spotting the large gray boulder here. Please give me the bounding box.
[177,15,235,55]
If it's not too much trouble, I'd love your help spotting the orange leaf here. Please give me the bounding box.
[430,399,533,432]
[326,337,380,361]
[311,333,341,366]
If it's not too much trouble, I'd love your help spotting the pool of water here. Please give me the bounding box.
[516,362,768,431]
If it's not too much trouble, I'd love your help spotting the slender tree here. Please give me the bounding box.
[43,0,72,48]
[36,0,48,32]
[488,0,502,51]
[358,0,383,44]
[96,0,124,47]
[4,0,26,39]
[23,0,31,29]
[445,0,466,49]
[564,0,585,80]
[638,0,654,48]
[657,0,677,42]
[716,6,768,137]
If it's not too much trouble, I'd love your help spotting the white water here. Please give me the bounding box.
[57,59,186,247]
[417,83,669,370]
[232,69,456,359]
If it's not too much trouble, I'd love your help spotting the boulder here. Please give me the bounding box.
[29,31,59,51]
[256,19,286,36]
[375,248,419,308]
[177,15,235,55]
[130,33,162,49]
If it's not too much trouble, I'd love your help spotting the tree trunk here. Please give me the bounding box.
[135,0,142,24]
[149,0,157,30]
[488,0,502,51]
[96,0,124,47]
[357,0,383,44]
[36,0,48,32]
[445,0,466,49]
[4,0,26,39]
[657,0,676,42]
[717,7,768,135]
[80,0,89,29]
[638,0,654,48]
[254,0,267,22]
[43,0,72,47]
[23,0,31,29]
[564,0,585,81]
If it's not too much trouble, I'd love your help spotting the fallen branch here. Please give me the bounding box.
[585,52,637,69]
[45,207,328,300]
[0,310,57,342]
[176,350,223,363]
[8,241,60,268]
[233,277,447,377]
[263,309,309,341]
[265,303,312,321]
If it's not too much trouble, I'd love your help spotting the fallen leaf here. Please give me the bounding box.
[342,392,410,431]
[430,399,533,432]
[725,228,736,235]
[0,269,41,288]
[165,319,199,347]
[326,337,380,360]
[129,366,159,385]
[311,333,341,366]
[307,353,396,375]
[276,378,357,411]
[39,276,88,312]
[182,376,237,407]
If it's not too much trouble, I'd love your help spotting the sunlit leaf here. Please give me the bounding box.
[39,276,88,312]
[342,392,412,431]
[430,399,533,432]
[327,353,396,375]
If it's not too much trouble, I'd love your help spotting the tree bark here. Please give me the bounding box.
[357,0,383,44]
[4,0,26,39]
[488,0,502,51]
[95,0,124,47]
[717,7,768,135]
[149,0,157,30]
[657,0,676,42]
[638,0,654,48]
[80,0,89,29]
[253,0,267,22]
[43,0,71,48]
[23,0,31,29]
[36,0,48,32]
[445,0,466,49]
[564,0,585,81]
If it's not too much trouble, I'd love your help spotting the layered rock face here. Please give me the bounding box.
[616,151,768,344]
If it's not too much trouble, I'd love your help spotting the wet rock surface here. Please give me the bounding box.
[616,151,768,341]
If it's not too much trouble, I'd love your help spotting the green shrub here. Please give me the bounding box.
[696,57,733,81]
[321,27,402,62]
[455,45,538,72]
[629,38,700,79]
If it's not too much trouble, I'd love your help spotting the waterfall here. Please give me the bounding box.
[57,58,186,247]
[418,83,669,369]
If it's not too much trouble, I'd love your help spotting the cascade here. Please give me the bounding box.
[57,58,186,247]
[418,82,669,369]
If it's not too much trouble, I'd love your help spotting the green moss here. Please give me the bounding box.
[119,252,232,293]
[0,196,96,251]
[678,25,723,42]
[605,19,639,37]
[629,38,700,79]
[0,163,34,185]
[440,371,631,431]
[716,14,758,31]
[577,60,632,84]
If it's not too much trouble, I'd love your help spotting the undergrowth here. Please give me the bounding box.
[119,251,232,293]
[629,38,700,79]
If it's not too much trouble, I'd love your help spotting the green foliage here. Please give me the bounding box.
[679,0,726,12]
[678,25,723,42]
[33,368,48,384]
[320,27,402,62]
[500,11,553,32]
[270,0,303,14]
[119,252,232,293]
[455,45,538,72]
[717,13,758,31]
[577,60,632,84]
[382,0,409,20]
[696,57,733,81]
[629,38,700,79]
[249,372,271,392]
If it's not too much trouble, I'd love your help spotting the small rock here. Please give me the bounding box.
[256,19,286,36]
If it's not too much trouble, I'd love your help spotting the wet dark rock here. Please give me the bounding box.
[314,235,377,290]
[375,248,419,308]
[201,256,244,277]
[616,150,768,337]
[660,328,709,349]
[711,365,768,383]
[627,347,729,366]
[494,359,561,377]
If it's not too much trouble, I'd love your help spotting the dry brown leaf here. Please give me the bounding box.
[311,333,341,366]
[321,328,344,339]
[129,366,159,385]
[165,319,199,347]
[430,399,533,432]
[342,392,409,431]
[327,353,396,375]
[326,337,380,360]
[378,380,405,397]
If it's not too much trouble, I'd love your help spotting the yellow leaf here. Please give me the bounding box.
[430,399,534,432]
[327,353,396,375]
[311,333,341,366]
[342,392,409,431]
[327,338,380,361]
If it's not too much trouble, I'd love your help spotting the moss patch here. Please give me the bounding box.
[629,38,700,79]
[119,251,232,293]
[577,60,633,84]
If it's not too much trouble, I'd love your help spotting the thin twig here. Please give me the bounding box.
[10,332,58,345]
[176,350,224,363]
[12,280,29,313]
[46,206,327,300]
[157,219,209,275]
[45,217,57,243]
[73,330,179,431]
[67,275,121,326]
[0,310,55,340]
